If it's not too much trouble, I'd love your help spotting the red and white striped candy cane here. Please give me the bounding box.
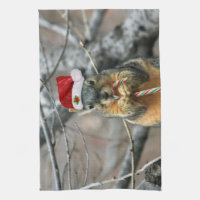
[111,77,161,100]
[134,86,161,97]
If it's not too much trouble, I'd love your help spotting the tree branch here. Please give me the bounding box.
[40,11,70,92]
[39,16,66,36]
[40,40,56,145]
[115,125,150,188]
[123,119,135,189]
[89,10,106,41]
[74,122,89,186]
[136,157,161,190]
[80,40,99,74]
[81,10,91,41]
[40,10,159,74]
[136,156,161,175]
[80,156,161,189]
[40,104,61,190]
[40,80,72,190]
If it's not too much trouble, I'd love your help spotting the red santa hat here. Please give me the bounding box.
[56,69,84,110]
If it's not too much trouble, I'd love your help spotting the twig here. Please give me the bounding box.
[39,16,66,36]
[40,40,56,145]
[39,16,78,47]
[123,119,135,189]
[80,156,161,189]
[74,122,89,186]
[40,104,61,190]
[40,11,70,92]
[80,40,99,74]
[78,108,96,116]
[80,173,131,190]
[43,108,56,120]
[89,10,106,41]
[56,10,85,41]
[115,125,149,189]
[40,40,50,75]
[100,119,123,178]
[68,20,85,41]
[62,160,69,189]
[49,111,56,145]
[62,144,75,189]
[81,10,91,41]
[57,10,68,19]
[57,10,99,75]
[42,102,62,120]
[40,80,72,190]
[66,124,128,142]
[136,156,161,176]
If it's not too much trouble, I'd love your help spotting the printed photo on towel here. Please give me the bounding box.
[39,9,161,190]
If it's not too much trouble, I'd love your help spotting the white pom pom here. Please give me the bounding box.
[71,69,83,82]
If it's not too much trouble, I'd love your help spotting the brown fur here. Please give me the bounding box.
[82,58,161,126]
[127,60,160,126]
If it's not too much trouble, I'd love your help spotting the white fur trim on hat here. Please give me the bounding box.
[71,69,84,110]
[71,69,83,82]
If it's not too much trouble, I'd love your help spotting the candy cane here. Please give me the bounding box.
[111,77,160,100]
[112,77,128,90]
[135,86,161,97]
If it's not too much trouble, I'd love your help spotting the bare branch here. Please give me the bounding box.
[123,119,135,189]
[134,126,150,165]
[80,173,131,190]
[136,156,161,175]
[100,118,123,178]
[40,40,56,145]
[62,144,75,189]
[69,20,85,41]
[57,10,85,41]
[39,16,66,36]
[40,80,72,190]
[39,14,78,45]
[94,9,159,69]
[80,156,161,189]
[89,10,106,41]
[40,11,70,92]
[74,122,89,186]
[80,40,99,74]
[57,10,68,19]
[42,106,60,121]
[40,40,50,75]
[40,104,61,190]
[137,156,161,190]
[81,10,91,41]
[115,125,149,189]
[144,157,161,186]
[49,111,56,145]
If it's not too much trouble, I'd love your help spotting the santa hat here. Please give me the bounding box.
[56,69,84,110]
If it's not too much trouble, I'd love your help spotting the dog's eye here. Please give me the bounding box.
[87,105,94,110]
[87,80,95,85]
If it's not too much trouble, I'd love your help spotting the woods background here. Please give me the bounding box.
[39,9,161,190]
